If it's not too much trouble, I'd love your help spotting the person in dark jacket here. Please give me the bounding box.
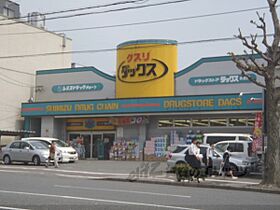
[221,147,237,179]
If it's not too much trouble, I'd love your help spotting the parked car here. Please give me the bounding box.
[22,137,78,163]
[202,133,253,145]
[214,140,259,171]
[167,144,257,176]
[0,140,49,165]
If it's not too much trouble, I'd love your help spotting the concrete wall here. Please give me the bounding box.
[0,15,72,142]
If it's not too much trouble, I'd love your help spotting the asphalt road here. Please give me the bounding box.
[0,162,279,210]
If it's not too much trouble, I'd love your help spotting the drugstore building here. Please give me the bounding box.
[21,39,263,160]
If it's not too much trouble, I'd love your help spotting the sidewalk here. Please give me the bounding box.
[62,160,280,194]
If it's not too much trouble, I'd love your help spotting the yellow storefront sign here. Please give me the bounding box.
[116,40,178,98]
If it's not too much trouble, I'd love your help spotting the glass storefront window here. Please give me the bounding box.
[229,118,247,126]
[247,118,255,126]
[192,119,209,127]
[174,119,191,127]
[158,119,173,128]
[209,119,227,127]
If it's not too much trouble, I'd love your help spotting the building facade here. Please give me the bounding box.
[21,39,263,160]
[0,0,72,144]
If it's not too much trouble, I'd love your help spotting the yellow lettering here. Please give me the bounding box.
[46,105,72,112]
[97,103,119,110]
[164,99,214,108]
[75,104,94,111]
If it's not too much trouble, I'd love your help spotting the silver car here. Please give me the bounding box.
[167,144,255,176]
[0,140,50,165]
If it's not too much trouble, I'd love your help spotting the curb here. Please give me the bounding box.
[96,177,280,195]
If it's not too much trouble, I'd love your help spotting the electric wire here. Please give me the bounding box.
[0,0,192,26]
[0,5,273,37]
[0,0,148,22]
[0,34,274,60]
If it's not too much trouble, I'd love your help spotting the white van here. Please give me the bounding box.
[202,133,253,145]
[22,137,78,163]
[214,140,259,172]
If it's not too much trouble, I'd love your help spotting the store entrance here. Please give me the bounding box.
[68,132,115,160]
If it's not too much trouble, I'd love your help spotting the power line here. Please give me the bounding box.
[0,34,273,60]
[0,4,273,37]
[0,66,35,76]
[0,0,147,22]
[0,0,192,26]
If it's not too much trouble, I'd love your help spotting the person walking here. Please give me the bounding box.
[206,143,215,177]
[45,141,59,168]
[221,147,237,179]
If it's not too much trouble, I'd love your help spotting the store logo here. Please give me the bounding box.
[52,83,103,93]
[117,59,168,83]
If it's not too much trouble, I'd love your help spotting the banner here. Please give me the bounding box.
[252,112,263,153]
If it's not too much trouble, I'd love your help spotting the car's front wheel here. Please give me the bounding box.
[33,155,41,166]
[3,155,11,165]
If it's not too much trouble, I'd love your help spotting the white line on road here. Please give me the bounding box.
[204,178,260,185]
[0,165,129,176]
[0,169,44,175]
[55,173,107,179]
[54,184,191,198]
[0,206,30,210]
[0,189,200,210]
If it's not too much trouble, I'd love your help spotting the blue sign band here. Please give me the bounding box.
[21,93,262,117]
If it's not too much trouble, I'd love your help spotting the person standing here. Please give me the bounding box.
[45,141,59,168]
[187,139,201,169]
[206,143,215,177]
[221,148,237,179]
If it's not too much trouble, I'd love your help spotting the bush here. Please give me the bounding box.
[173,163,206,183]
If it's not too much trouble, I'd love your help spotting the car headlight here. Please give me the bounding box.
[43,153,49,158]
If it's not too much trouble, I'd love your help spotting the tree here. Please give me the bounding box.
[229,0,280,187]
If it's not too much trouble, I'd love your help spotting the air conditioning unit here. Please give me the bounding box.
[27,12,46,29]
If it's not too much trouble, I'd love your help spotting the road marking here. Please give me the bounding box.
[0,189,200,210]
[54,184,191,198]
[0,206,30,210]
[0,169,44,175]
[0,165,129,176]
[204,178,260,185]
[56,174,106,179]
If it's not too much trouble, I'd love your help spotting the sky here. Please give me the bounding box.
[13,0,276,75]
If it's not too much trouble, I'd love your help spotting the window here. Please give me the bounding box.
[174,119,191,127]
[247,118,255,126]
[192,119,209,127]
[20,142,30,149]
[215,143,229,153]
[229,118,247,126]
[173,146,187,153]
[234,143,244,152]
[3,7,15,17]
[10,142,20,149]
[158,119,173,128]
[206,136,235,145]
[209,118,227,127]
[239,136,252,141]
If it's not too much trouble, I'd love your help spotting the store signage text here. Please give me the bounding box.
[163,97,242,108]
[52,83,103,93]
[117,52,168,83]
[22,93,262,117]
[189,73,257,86]
[46,102,119,113]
